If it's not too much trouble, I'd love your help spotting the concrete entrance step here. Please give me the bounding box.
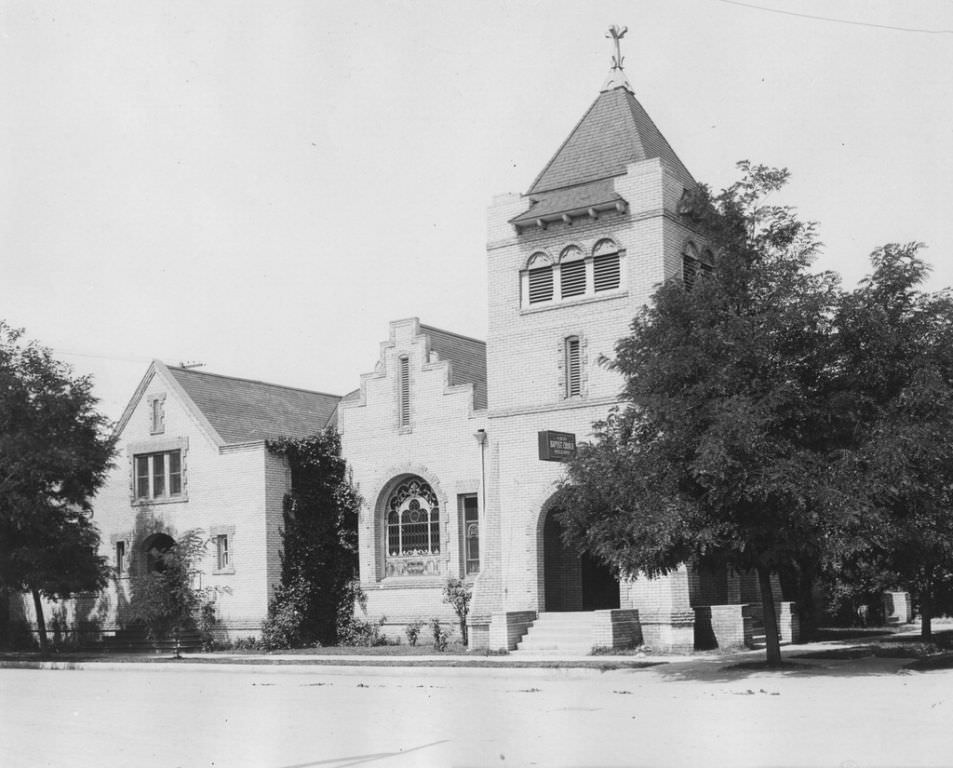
[514,612,599,654]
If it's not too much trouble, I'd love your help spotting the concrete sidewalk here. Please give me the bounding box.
[0,629,920,678]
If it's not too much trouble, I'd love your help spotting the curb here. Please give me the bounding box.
[0,659,660,679]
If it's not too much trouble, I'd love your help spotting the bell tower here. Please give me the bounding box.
[474,28,708,634]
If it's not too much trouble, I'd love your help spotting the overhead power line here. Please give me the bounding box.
[715,0,953,34]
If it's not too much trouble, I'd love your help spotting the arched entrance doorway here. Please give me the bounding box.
[541,506,619,611]
[141,533,175,574]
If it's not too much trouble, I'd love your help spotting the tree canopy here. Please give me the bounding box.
[558,164,851,665]
[0,322,115,650]
[833,243,953,638]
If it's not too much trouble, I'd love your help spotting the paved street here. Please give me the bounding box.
[1,660,951,767]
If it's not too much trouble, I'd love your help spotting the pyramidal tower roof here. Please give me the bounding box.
[512,27,694,229]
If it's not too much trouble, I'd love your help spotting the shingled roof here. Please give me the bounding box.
[167,366,340,444]
[512,84,694,227]
[420,325,488,411]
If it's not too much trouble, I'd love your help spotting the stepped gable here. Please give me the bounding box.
[420,324,488,411]
[168,366,340,443]
[511,84,694,227]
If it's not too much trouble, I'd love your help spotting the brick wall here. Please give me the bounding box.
[338,318,487,629]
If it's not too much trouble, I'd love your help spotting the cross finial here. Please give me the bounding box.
[607,25,628,70]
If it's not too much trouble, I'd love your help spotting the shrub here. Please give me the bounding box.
[430,618,449,651]
[404,618,424,647]
[261,578,309,650]
[338,614,388,647]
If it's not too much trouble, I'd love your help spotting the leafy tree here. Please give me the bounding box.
[0,322,114,651]
[558,163,848,666]
[834,244,953,639]
[264,428,361,647]
[128,529,209,655]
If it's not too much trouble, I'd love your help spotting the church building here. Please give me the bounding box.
[13,31,799,653]
[337,32,796,652]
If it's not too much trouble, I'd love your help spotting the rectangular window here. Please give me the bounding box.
[134,450,183,500]
[560,260,586,298]
[528,266,554,303]
[216,534,229,570]
[683,255,698,291]
[459,494,480,575]
[565,337,581,397]
[115,540,126,574]
[136,455,150,499]
[593,253,621,292]
[398,356,410,428]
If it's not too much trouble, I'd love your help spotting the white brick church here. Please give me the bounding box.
[18,36,798,652]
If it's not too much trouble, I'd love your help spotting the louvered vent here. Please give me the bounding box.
[528,266,554,303]
[560,260,586,298]
[683,255,698,291]
[593,253,621,292]
[398,356,410,427]
[565,337,581,397]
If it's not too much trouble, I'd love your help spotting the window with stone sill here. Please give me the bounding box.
[459,493,480,576]
[134,449,183,501]
[385,477,442,578]
[210,526,235,574]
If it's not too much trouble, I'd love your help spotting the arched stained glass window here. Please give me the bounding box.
[386,477,440,557]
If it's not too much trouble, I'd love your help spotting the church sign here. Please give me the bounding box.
[538,430,576,462]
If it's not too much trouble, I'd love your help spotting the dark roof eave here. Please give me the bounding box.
[510,198,628,230]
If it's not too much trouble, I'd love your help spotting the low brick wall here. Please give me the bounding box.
[591,609,642,649]
[639,610,695,652]
[488,610,538,651]
[695,604,753,650]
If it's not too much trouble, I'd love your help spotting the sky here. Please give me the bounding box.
[3,0,953,424]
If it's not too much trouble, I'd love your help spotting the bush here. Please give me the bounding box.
[442,578,472,646]
[430,618,449,651]
[338,614,389,647]
[404,619,424,647]
[261,578,309,650]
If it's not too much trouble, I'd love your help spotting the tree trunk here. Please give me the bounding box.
[756,566,782,667]
[920,593,933,641]
[31,588,48,654]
